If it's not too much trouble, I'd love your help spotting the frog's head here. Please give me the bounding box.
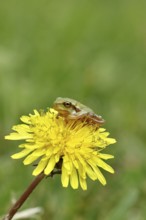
[53,97,77,116]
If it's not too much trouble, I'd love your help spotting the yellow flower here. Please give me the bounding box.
[5,108,116,190]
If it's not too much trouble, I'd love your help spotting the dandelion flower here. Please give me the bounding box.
[5,108,116,190]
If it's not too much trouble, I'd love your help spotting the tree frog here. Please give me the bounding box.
[53,97,105,126]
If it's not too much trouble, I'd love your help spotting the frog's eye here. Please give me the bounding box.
[63,101,72,108]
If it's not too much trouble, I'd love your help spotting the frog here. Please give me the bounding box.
[53,97,105,126]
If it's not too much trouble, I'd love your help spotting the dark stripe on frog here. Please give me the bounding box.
[70,103,81,112]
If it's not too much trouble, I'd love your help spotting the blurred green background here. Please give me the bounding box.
[0,0,146,219]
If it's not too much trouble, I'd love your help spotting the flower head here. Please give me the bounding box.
[5,108,116,190]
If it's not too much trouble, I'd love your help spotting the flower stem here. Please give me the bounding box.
[3,170,61,220]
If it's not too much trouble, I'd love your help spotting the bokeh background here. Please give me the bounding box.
[0,0,146,219]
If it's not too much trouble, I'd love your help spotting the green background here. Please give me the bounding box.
[0,0,146,219]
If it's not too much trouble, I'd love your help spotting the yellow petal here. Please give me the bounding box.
[85,164,97,181]
[33,160,48,176]
[63,156,73,174]
[61,165,69,187]
[23,154,38,165]
[44,156,56,175]
[96,158,114,173]
[99,153,114,160]
[11,149,33,159]
[20,116,31,124]
[79,176,87,190]
[93,166,106,185]
[70,167,79,189]
[5,133,32,140]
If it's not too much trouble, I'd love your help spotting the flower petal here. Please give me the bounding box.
[61,165,69,188]
[70,167,79,189]
[79,176,87,190]
[96,158,114,173]
[11,149,33,159]
[44,156,56,175]
[33,160,48,176]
